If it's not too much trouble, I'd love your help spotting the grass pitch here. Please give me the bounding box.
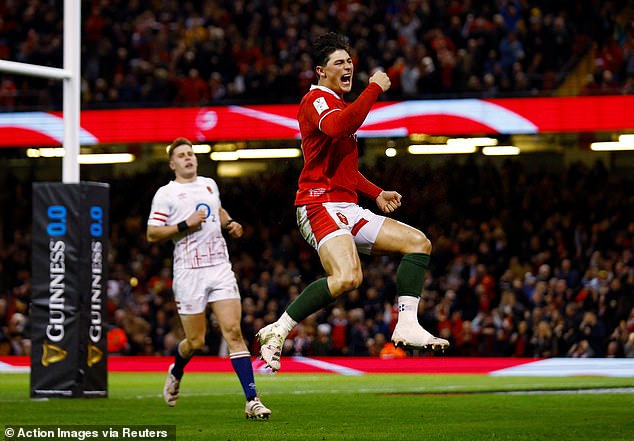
[1,372,633,441]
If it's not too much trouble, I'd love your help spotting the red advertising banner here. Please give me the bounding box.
[1,95,632,147]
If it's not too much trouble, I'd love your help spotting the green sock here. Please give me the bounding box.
[396,253,430,298]
[286,278,334,322]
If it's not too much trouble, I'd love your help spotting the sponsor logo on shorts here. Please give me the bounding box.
[336,212,349,225]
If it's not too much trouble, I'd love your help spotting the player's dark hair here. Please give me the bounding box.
[167,137,193,157]
[312,32,351,68]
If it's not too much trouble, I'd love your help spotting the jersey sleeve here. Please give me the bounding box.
[318,82,383,138]
[147,187,171,226]
[210,178,221,202]
[356,171,382,200]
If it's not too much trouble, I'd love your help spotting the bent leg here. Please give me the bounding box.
[178,313,207,355]
[286,233,362,323]
[163,312,206,406]
[257,234,363,371]
[372,217,431,255]
[373,218,448,351]
[374,218,432,299]
[319,233,364,296]
[171,313,206,378]
[212,299,247,353]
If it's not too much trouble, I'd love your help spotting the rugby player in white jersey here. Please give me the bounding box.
[147,137,271,419]
[257,33,449,372]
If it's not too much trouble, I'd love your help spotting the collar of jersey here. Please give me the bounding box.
[310,84,342,101]
[172,176,200,185]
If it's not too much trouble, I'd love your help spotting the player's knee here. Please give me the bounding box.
[331,271,363,295]
[187,335,205,352]
[408,231,432,254]
[223,324,243,343]
[420,234,432,253]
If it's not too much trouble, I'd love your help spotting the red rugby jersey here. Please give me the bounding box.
[295,83,384,206]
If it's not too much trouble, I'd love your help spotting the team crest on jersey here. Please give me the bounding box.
[207,186,213,194]
[336,212,349,225]
[313,97,329,115]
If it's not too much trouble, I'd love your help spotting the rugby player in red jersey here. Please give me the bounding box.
[257,33,449,371]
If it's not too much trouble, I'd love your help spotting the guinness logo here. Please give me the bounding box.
[42,341,67,367]
[87,344,103,367]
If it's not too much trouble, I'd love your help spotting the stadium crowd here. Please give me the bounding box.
[0,0,633,362]
[0,0,633,110]
[1,157,633,360]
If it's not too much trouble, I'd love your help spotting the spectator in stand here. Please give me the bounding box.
[0,154,632,361]
[0,77,18,110]
[532,320,556,357]
[625,332,634,358]
[567,339,594,358]
[509,320,532,357]
[378,335,407,359]
[175,68,209,105]
[107,324,131,355]
[311,323,333,356]
[2,1,632,108]
[579,311,607,357]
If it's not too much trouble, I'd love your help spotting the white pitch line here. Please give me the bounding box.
[493,388,634,395]
[290,356,364,376]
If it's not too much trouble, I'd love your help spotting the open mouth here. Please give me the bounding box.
[341,74,351,86]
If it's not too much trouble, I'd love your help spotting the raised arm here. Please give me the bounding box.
[319,83,382,138]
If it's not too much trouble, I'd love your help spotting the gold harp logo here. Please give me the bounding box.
[42,342,67,367]
[87,344,103,367]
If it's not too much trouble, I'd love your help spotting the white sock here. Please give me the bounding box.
[397,295,420,324]
[277,311,297,335]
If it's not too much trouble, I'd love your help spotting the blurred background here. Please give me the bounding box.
[0,0,632,361]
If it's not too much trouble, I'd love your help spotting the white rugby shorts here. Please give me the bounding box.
[172,261,240,314]
[296,202,385,254]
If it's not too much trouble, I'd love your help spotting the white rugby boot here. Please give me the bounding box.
[256,322,286,371]
[163,363,181,407]
[391,322,450,351]
[391,295,450,351]
[245,397,272,420]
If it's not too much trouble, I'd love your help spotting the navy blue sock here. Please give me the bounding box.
[170,344,191,380]
[230,352,257,401]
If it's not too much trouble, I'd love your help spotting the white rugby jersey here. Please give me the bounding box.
[148,176,230,269]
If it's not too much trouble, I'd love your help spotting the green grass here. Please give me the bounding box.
[1,372,633,441]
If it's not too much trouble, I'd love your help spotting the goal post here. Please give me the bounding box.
[1,1,110,398]
[0,0,80,183]
[31,182,109,398]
